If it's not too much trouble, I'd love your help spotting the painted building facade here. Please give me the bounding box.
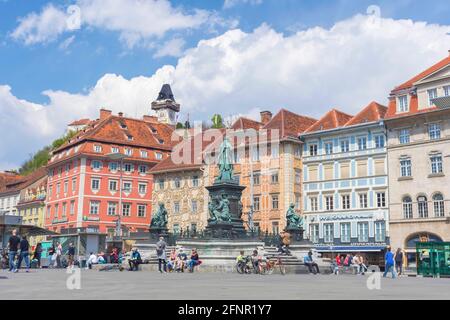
[300,103,390,262]
[385,52,450,266]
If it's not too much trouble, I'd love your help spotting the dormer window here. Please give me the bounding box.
[140,150,148,158]
[398,95,409,112]
[93,145,102,153]
[149,126,157,134]
[427,89,437,106]
[124,148,133,156]
[155,152,163,160]
[444,85,450,97]
[111,147,119,154]
[119,123,127,129]
[158,139,164,144]
[126,134,133,141]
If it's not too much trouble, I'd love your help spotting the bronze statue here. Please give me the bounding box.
[150,203,168,228]
[216,136,234,182]
[208,194,232,223]
[286,203,303,229]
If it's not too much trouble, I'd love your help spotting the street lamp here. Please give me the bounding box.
[106,152,128,238]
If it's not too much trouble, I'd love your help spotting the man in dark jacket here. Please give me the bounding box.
[67,242,76,268]
[16,235,30,272]
[8,229,20,272]
[128,248,142,271]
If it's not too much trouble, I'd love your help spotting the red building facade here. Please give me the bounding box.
[45,109,175,235]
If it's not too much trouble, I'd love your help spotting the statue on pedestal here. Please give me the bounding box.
[208,194,232,223]
[286,203,303,229]
[216,137,234,182]
[150,203,168,228]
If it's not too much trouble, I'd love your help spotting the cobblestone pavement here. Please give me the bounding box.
[0,269,449,300]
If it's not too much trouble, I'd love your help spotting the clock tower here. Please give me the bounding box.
[151,84,180,125]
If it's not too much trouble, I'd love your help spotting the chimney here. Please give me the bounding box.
[143,115,158,123]
[260,111,273,125]
[99,108,112,120]
[118,112,123,117]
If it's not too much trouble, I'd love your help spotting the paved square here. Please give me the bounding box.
[1,269,449,300]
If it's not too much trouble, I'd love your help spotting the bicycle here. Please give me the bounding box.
[261,255,286,275]
[236,256,252,274]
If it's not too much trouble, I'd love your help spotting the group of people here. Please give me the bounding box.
[156,237,201,273]
[6,229,32,272]
[333,253,368,275]
[383,247,406,279]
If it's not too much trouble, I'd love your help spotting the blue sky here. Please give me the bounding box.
[1,0,450,169]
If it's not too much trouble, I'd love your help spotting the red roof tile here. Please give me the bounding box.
[231,117,263,130]
[68,118,91,126]
[0,167,47,194]
[345,101,387,126]
[304,109,353,133]
[263,109,317,139]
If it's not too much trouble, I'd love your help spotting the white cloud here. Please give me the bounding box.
[2,14,450,170]
[153,38,186,58]
[58,35,76,51]
[11,0,233,49]
[223,0,263,9]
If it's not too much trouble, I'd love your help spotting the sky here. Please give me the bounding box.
[1,0,450,170]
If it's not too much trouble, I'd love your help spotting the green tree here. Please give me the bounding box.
[211,114,224,129]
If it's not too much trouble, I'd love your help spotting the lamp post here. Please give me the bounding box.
[106,152,128,238]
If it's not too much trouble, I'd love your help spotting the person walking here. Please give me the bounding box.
[33,243,43,268]
[357,254,367,275]
[156,236,167,273]
[55,242,62,268]
[394,248,404,276]
[16,235,30,272]
[383,247,396,279]
[8,229,20,272]
[47,244,56,268]
[67,242,76,268]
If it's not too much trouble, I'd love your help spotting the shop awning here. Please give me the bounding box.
[315,245,386,252]
[1,223,58,236]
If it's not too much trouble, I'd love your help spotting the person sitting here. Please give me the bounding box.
[304,250,320,274]
[187,248,201,273]
[236,250,245,264]
[97,252,107,264]
[175,249,188,272]
[86,252,98,269]
[128,248,142,271]
[110,248,119,264]
[167,248,177,272]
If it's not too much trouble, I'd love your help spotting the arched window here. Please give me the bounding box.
[417,195,428,218]
[433,193,445,217]
[403,196,413,219]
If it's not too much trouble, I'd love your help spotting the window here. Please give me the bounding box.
[155,152,163,160]
[359,193,368,209]
[340,223,351,243]
[272,222,279,235]
[120,123,128,129]
[62,203,67,217]
[124,148,133,156]
[174,202,180,214]
[428,123,441,140]
[375,221,386,242]
[340,162,350,179]
[341,194,350,210]
[137,205,146,217]
[324,164,333,180]
[174,177,181,189]
[111,147,119,153]
[295,194,301,210]
[324,142,333,155]
[158,179,165,190]
[271,173,279,184]
[417,196,428,218]
[138,183,147,194]
[357,160,367,177]
[403,196,413,219]
[109,180,118,192]
[271,144,279,158]
[430,154,443,174]
[375,135,385,148]
[123,182,132,193]
[191,200,198,213]
[72,179,77,193]
[251,147,260,162]
[122,203,131,216]
[340,139,350,153]
[126,134,134,141]
[295,170,301,184]
[399,129,410,144]
[192,175,199,187]
[294,146,301,158]
[427,88,437,106]
[91,178,100,191]
[138,165,147,174]
[65,163,70,173]
[94,145,102,153]
[140,150,148,158]
[400,159,412,177]
[324,223,333,243]
[358,222,369,242]
[253,173,260,185]
[357,137,367,150]
[54,204,59,218]
[108,202,117,216]
[308,165,318,181]
[374,158,385,176]
[398,95,409,112]
[376,192,386,208]
[92,160,102,170]
[70,201,75,215]
[310,224,319,243]
[123,163,133,172]
[445,85,450,97]
[433,193,445,217]
[109,162,118,172]
[309,144,318,156]
[64,181,68,193]
[89,201,100,215]
[253,196,260,211]
[325,195,334,211]
[271,195,279,210]
[310,197,318,211]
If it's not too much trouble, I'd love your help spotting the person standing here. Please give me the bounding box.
[67,242,76,268]
[383,247,396,279]
[56,242,62,268]
[394,248,404,276]
[156,236,167,273]
[16,235,30,272]
[47,244,55,268]
[33,243,43,268]
[8,229,20,272]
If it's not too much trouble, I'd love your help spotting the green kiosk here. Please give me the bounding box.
[416,242,450,277]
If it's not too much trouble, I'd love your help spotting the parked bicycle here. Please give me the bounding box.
[260,255,286,275]
[236,255,253,274]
